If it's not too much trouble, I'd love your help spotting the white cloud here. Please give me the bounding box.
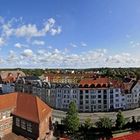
[21,49,33,57]
[81,42,87,47]
[0,17,62,43]
[50,26,61,36]
[32,40,45,45]
[0,38,5,46]
[130,41,140,48]
[105,53,138,67]
[0,47,140,68]
[70,43,78,48]
[14,43,27,48]
[48,45,53,49]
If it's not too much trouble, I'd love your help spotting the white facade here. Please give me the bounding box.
[55,86,79,110]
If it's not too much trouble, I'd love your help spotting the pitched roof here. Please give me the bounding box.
[0,93,17,110]
[0,92,52,123]
[12,93,52,123]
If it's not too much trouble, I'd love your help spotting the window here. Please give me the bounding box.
[98,95,101,98]
[21,120,26,130]
[91,95,96,99]
[91,100,96,104]
[85,100,89,104]
[103,90,107,94]
[110,94,113,98]
[98,90,101,93]
[110,99,113,103]
[104,100,107,104]
[85,90,89,93]
[80,95,83,99]
[85,95,89,99]
[103,94,107,99]
[104,105,107,108]
[98,105,101,109]
[80,101,83,105]
[16,118,20,127]
[110,89,113,93]
[115,89,119,92]
[115,94,119,97]
[115,99,119,102]
[80,90,83,94]
[27,122,32,132]
[85,106,89,109]
[98,100,101,103]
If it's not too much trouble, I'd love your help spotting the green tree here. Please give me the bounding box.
[65,101,80,134]
[116,111,125,129]
[84,118,93,129]
[95,117,112,129]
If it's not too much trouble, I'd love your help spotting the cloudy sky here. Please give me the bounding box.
[0,0,140,68]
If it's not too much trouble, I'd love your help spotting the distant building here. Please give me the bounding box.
[0,92,52,140]
[0,70,25,94]
[15,76,41,94]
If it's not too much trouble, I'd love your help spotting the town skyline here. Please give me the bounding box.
[0,0,140,68]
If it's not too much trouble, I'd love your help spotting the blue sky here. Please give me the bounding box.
[0,0,140,68]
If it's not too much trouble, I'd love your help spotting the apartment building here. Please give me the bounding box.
[15,76,41,94]
[78,77,124,112]
[0,92,52,140]
[55,84,79,110]
[124,80,140,109]
[32,81,55,107]
[16,75,140,113]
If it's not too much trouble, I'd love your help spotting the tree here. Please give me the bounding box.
[84,118,93,129]
[95,117,112,129]
[65,101,79,134]
[116,111,125,129]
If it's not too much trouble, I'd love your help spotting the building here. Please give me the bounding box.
[0,93,17,137]
[78,77,124,112]
[0,92,52,140]
[0,70,25,94]
[15,76,41,94]
[54,84,79,110]
[40,72,97,84]
[0,70,25,83]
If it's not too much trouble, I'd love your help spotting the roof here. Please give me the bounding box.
[0,93,17,111]
[0,70,25,79]
[0,70,25,83]
[111,131,140,140]
[0,92,52,123]
[79,77,123,88]
[12,93,52,123]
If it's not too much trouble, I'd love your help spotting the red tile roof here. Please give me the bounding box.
[0,93,17,110]
[111,131,140,140]
[79,77,123,88]
[0,92,52,123]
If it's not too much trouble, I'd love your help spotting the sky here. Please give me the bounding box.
[0,0,140,68]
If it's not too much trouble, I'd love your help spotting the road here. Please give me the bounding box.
[52,108,140,123]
